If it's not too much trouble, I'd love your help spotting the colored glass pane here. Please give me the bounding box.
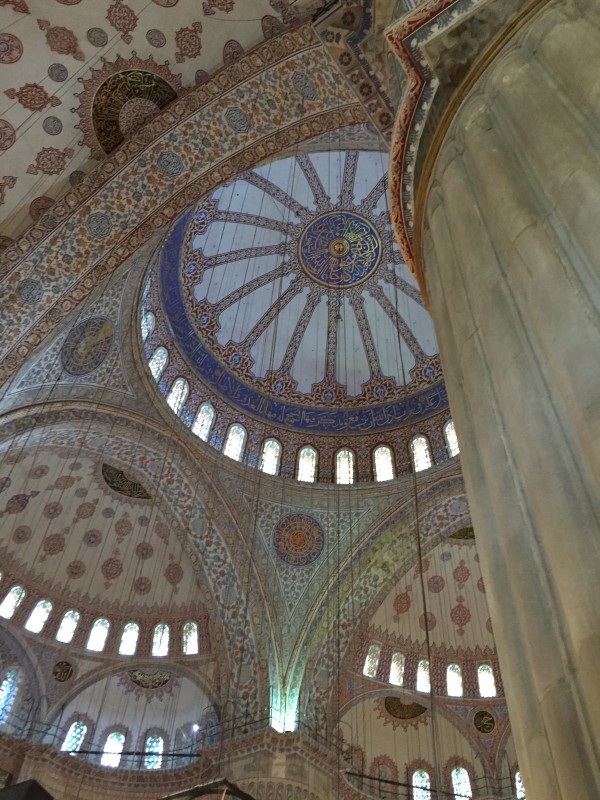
[56,610,80,644]
[336,448,355,484]
[447,663,463,697]
[477,664,497,697]
[166,377,189,415]
[297,446,317,483]
[119,622,139,656]
[101,731,125,768]
[0,669,21,724]
[87,618,110,652]
[260,439,282,476]
[412,769,431,800]
[445,420,460,457]
[363,643,381,678]
[0,586,25,620]
[389,652,405,686]
[223,424,246,462]
[192,403,214,441]
[61,721,87,754]
[152,623,169,657]
[416,659,430,692]
[24,599,52,634]
[410,436,432,472]
[141,312,155,342]
[515,771,526,799]
[183,621,199,656]
[149,347,168,380]
[374,445,394,482]
[144,735,164,769]
[451,767,472,799]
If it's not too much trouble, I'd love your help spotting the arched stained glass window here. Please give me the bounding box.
[144,734,164,769]
[447,663,463,697]
[373,445,395,482]
[56,609,80,644]
[166,377,189,415]
[445,420,460,457]
[412,769,431,800]
[410,435,433,472]
[183,621,199,656]
[0,585,25,619]
[0,668,21,724]
[477,664,497,697]
[87,618,110,652]
[192,403,215,441]
[416,659,431,693]
[451,767,473,799]
[336,448,355,484]
[223,424,246,462]
[61,721,87,754]
[297,446,317,483]
[389,652,405,686]
[118,622,139,656]
[101,731,126,768]
[515,771,526,799]
[363,643,381,678]
[24,599,52,633]
[149,347,168,380]
[141,312,155,342]
[152,623,169,657]
[259,438,282,476]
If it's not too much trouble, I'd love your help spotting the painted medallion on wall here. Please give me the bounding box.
[61,317,113,376]
[273,513,324,566]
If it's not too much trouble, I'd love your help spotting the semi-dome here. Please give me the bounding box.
[141,151,450,480]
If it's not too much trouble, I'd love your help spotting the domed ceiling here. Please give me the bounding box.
[143,150,447,439]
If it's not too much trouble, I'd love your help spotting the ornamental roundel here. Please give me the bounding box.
[60,317,114,376]
[473,709,496,734]
[298,211,382,288]
[273,513,324,566]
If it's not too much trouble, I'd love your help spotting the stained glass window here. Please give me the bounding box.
[373,445,395,482]
[297,446,317,483]
[192,403,215,441]
[101,731,125,768]
[259,439,282,476]
[61,721,87,754]
[412,769,431,800]
[87,618,110,652]
[410,436,432,472]
[363,643,381,678]
[389,652,405,686]
[515,771,526,799]
[24,599,52,634]
[183,621,199,656]
[336,448,355,484]
[118,622,139,656]
[56,609,80,644]
[0,585,25,619]
[166,377,189,415]
[152,623,169,657]
[447,663,463,697]
[223,424,246,462]
[445,420,460,457]
[451,767,473,799]
[144,734,164,769]
[141,312,155,342]
[477,664,497,697]
[416,659,430,692]
[149,347,168,380]
[0,669,21,724]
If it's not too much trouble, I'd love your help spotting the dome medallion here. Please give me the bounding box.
[298,211,381,288]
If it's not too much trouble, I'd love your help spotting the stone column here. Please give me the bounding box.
[418,1,600,797]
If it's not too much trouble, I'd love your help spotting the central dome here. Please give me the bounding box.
[298,210,382,288]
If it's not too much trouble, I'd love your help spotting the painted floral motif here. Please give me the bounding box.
[38,20,84,60]
[0,176,16,205]
[164,561,183,585]
[5,84,60,113]
[394,587,411,616]
[134,576,151,594]
[0,1,30,14]
[43,533,65,555]
[26,147,74,176]
[0,33,23,64]
[66,560,86,578]
[106,0,138,44]
[101,556,123,580]
[12,525,31,543]
[451,597,471,635]
[203,0,234,14]
[174,22,203,63]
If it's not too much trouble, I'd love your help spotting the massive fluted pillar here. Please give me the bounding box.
[417,1,600,797]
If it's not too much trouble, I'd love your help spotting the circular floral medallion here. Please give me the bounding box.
[0,34,23,65]
[61,317,113,376]
[0,120,16,150]
[67,560,86,578]
[13,525,31,544]
[101,557,123,580]
[273,513,324,566]
[17,279,43,306]
[43,533,65,555]
[134,576,151,594]
[298,211,381,288]
[83,529,102,547]
[48,63,68,82]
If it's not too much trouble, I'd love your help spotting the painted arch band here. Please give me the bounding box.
[298,211,382,288]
